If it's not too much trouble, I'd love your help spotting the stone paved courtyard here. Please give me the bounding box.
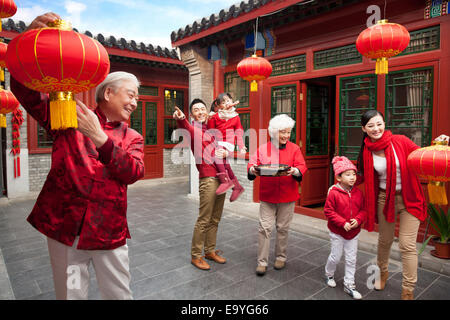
[0,178,449,300]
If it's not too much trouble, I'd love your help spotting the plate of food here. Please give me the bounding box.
[254,164,291,176]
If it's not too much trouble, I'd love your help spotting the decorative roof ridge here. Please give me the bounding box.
[171,0,270,43]
[1,18,181,61]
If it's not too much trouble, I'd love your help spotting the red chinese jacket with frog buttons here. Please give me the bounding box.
[11,77,145,250]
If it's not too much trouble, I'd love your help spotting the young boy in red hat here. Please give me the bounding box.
[324,156,367,299]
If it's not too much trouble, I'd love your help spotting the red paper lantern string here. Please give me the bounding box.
[10,107,23,178]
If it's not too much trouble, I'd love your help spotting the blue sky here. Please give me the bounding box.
[13,0,240,49]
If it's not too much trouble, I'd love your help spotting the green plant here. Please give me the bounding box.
[419,203,450,255]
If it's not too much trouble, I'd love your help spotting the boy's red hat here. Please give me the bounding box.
[332,156,357,176]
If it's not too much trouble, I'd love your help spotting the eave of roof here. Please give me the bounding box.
[1,19,185,68]
[171,0,308,47]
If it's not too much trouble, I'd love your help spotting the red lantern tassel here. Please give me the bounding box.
[427,181,448,206]
[13,157,16,178]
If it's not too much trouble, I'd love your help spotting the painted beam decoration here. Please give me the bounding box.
[356,19,410,75]
[6,19,110,130]
[425,0,449,19]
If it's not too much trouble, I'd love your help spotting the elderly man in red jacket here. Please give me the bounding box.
[248,114,307,276]
[11,13,144,300]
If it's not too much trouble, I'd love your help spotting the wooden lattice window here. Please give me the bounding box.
[306,85,329,156]
[385,67,433,147]
[164,89,184,144]
[271,54,306,76]
[224,72,249,109]
[338,74,377,160]
[271,85,297,143]
[314,44,362,70]
[138,85,158,96]
[224,71,250,152]
[397,26,440,57]
[130,101,157,146]
[37,124,53,148]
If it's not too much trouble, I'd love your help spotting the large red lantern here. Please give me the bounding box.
[356,19,410,74]
[0,0,17,21]
[407,141,450,205]
[0,88,19,127]
[6,19,110,130]
[237,54,272,92]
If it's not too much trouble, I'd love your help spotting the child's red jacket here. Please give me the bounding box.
[324,184,367,240]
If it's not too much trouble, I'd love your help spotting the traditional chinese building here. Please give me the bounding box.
[0,18,189,198]
[171,0,450,240]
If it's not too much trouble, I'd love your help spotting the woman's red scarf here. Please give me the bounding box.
[363,130,397,229]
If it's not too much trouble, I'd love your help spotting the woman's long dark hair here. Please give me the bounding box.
[356,110,385,175]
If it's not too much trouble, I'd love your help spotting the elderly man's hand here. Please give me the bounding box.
[26,12,61,31]
[76,100,108,148]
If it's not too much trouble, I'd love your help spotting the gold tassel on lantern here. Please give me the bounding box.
[426,140,449,205]
[250,80,258,92]
[427,181,448,205]
[375,57,389,75]
[49,91,78,130]
[0,114,6,127]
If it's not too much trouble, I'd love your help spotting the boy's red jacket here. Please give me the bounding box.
[324,184,367,240]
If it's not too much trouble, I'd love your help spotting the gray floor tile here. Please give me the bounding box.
[214,276,280,300]
[262,276,326,300]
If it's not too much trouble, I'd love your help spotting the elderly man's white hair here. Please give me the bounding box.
[95,71,140,103]
[268,114,296,138]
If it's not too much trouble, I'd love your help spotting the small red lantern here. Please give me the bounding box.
[0,0,17,21]
[6,20,110,130]
[407,141,450,205]
[0,42,6,82]
[0,42,6,67]
[356,19,410,74]
[0,88,19,127]
[237,54,272,92]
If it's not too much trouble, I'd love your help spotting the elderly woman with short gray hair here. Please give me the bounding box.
[248,114,307,276]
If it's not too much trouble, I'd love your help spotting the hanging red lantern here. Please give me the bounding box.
[356,19,410,75]
[0,42,6,67]
[0,0,17,21]
[0,88,19,127]
[237,54,272,92]
[0,41,6,82]
[5,19,110,130]
[407,140,450,205]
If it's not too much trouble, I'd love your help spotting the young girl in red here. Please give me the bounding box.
[208,93,245,201]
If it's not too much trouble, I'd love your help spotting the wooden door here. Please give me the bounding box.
[299,82,331,206]
[130,99,163,179]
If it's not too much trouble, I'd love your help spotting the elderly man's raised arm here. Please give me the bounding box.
[97,132,145,185]
[10,76,53,134]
